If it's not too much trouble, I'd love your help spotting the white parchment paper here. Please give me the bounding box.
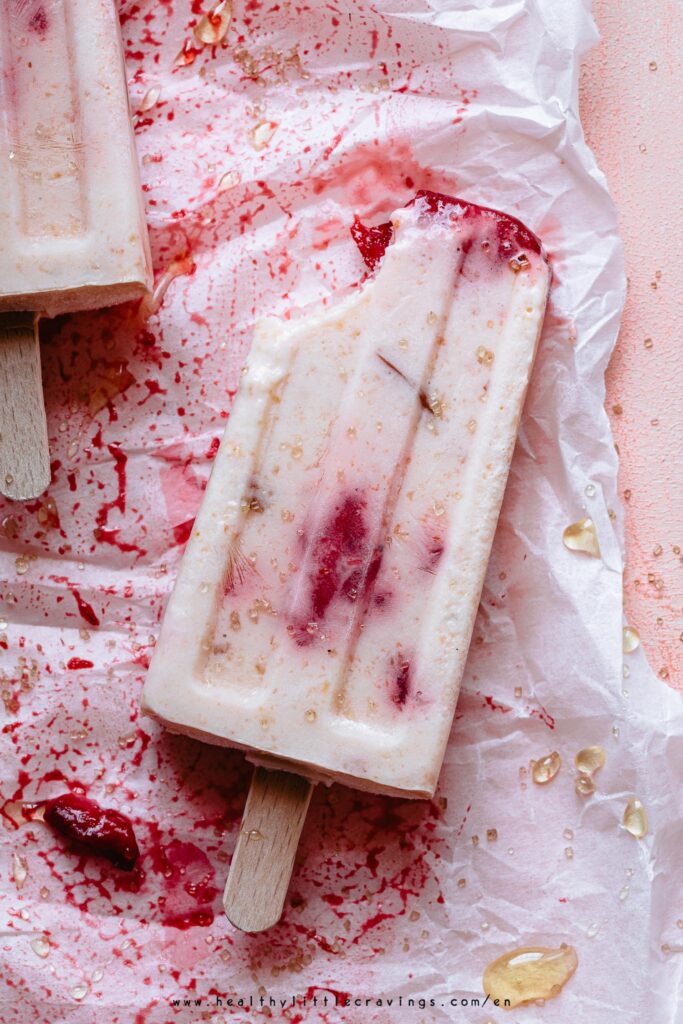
[1,1,682,1021]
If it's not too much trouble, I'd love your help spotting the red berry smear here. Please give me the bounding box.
[44,794,140,871]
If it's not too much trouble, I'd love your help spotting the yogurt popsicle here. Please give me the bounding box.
[143,191,550,800]
[0,0,152,499]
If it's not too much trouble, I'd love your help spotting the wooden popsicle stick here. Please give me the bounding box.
[0,312,50,501]
[224,767,314,933]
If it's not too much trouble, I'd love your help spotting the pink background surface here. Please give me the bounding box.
[581,0,683,690]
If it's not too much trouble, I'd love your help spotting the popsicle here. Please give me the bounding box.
[0,0,152,500]
[142,190,550,930]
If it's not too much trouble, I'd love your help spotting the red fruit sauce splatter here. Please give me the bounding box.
[66,657,94,670]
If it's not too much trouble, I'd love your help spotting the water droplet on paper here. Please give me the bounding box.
[649,60,658,70]
[575,746,605,775]
[305,709,316,722]
[563,518,601,558]
[623,626,640,654]
[482,944,578,1009]
[15,555,29,575]
[586,922,600,938]
[531,751,561,784]
[619,885,630,901]
[70,984,88,1001]
[623,798,648,838]
[30,936,50,959]
[584,484,596,498]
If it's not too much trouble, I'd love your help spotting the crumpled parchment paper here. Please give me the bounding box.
[1,1,682,1021]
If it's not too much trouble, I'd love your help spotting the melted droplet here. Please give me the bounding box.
[194,1,232,45]
[13,852,28,888]
[563,518,601,558]
[70,984,88,1001]
[623,626,640,654]
[250,120,278,151]
[575,746,606,775]
[563,828,574,841]
[486,828,498,842]
[619,885,630,901]
[138,87,160,113]
[218,169,241,193]
[15,555,29,575]
[584,483,596,498]
[623,797,648,838]
[531,751,561,784]
[586,922,600,938]
[30,936,50,958]
[575,774,596,797]
[245,828,263,841]
[482,944,578,1008]
[305,709,317,722]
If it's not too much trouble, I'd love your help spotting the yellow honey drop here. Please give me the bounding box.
[623,797,648,838]
[562,518,601,558]
[575,746,606,775]
[482,944,578,1009]
[623,626,641,654]
[531,751,561,784]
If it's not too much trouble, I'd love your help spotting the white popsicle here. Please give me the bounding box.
[143,191,550,800]
[0,0,152,499]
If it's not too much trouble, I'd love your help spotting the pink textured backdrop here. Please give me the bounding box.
[581,0,683,690]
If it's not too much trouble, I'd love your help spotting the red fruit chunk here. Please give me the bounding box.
[392,657,411,707]
[44,794,140,870]
[308,493,367,620]
[351,190,543,271]
[350,217,394,271]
